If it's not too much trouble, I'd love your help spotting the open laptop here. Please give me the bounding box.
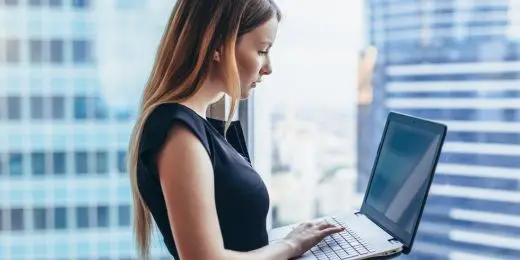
[268,112,447,259]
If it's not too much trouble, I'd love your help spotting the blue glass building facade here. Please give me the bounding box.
[0,0,172,259]
[359,0,520,259]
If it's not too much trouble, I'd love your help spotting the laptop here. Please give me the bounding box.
[268,112,447,259]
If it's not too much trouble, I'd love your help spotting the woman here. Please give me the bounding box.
[128,0,345,259]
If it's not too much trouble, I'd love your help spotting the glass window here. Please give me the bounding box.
[96,206,109,228]
[74,96,88,120]
[0,97,5,120]
[10,208,24,231]
[8,152,23,176]
[33,208,47,230]
[52,152,66,175]
[5,0,19,6]
[53,207,67,229]
[6,39,20,63]
[30,39,44,64]
[114,110,132,121]
[30,96,44,119]
[117,151,126,174]
[0,209,3,231]
[117,205,130,227]
[28,0,42,6]
[7,96,21,120]
[0,38,4,63]
[51,96,65,119]
[49,0,62,8]
[76,206,89,228]
[258,2,364,229]
[31,152,46,176]
[50,39,64,64]
[72,0,89,9]
[116,0,144,10]
[74,152,88,175]
[93,97,108,120]
[72,40,92,63]
[0,154,4,176]
[95,151,108,174]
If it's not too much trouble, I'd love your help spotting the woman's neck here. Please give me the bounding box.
[179,79,226,118]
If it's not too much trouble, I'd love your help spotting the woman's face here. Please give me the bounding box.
[235,17,279,99]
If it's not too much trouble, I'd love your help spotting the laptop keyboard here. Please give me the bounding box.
[310,217,375,260]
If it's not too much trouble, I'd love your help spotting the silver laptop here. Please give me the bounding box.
[268,112,447,259]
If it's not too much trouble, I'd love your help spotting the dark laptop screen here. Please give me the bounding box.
[362,114,445,248]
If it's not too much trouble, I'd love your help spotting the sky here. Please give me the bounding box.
[259,0,365,110]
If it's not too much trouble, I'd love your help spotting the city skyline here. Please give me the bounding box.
[2,0,519,260]
[360,1,520,259]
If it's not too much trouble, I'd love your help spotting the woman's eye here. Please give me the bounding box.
[258,51,268,55]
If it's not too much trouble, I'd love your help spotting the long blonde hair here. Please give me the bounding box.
[127,0,281,259]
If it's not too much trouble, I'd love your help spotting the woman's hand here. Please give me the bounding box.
[282,220,345,258]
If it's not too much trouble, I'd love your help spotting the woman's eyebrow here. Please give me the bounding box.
[259,41,272,47]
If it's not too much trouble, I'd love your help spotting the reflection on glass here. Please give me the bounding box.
[8,153,23,176]
[96,206,109,228]
[118,205,130,227]
[54,207,67,230]
[366,122,440,234]
[96,151,109,174]
[6,39,20,63]
[31,152,46,176]
[34,208,48,230]
[50,39,64,64]
[52,152,66,175]
[75,152,88,175]
[7,97,21,120]
[76,206,89,229]
[10,209,24,231]
[51,96,66,119]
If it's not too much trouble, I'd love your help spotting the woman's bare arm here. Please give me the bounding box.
[157,124,295,260]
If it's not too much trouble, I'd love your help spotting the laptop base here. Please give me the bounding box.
[268,212,403,260]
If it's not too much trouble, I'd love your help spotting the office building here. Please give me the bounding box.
[359,1,520,259]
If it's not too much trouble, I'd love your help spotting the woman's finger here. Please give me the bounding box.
[319,226,345,237]
[315,221,335,230]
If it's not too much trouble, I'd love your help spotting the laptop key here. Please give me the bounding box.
[312,251,326,258]
[325,251,340,259]
[346,248,357,253]
[315,254,329,260]
[357,248,368,254]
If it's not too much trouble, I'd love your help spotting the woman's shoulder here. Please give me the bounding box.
[147,102,204,124]
[139,103,212,157]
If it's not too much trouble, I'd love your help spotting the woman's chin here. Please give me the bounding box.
[240,89,253,100]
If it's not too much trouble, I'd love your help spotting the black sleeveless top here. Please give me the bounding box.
[136,103,270,259]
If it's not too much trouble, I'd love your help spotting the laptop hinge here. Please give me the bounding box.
[388,238,400,244]
[354,211,363,217]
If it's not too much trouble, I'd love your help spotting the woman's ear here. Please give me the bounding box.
[213,51,221,62]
